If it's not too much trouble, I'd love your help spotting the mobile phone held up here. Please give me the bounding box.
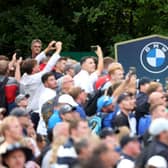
[128,66,136,76]
[52,42,56,48]
[15,49,22,59]
[91,45,98,51]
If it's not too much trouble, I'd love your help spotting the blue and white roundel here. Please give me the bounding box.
[146,48,165,67]
[140,42,168,73]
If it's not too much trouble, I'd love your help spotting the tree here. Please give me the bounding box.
[0,6,75,57]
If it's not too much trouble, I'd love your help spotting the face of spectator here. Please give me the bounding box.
[44,75,57,89]
[59,122,70,137]
[103,135,119,149]
[111,69,124,82]
[101,147,120,168]
[62,76,74,92]
[78,90,87,104]
[153,105,168,119]
[140,83,150,93]
[119,96,133,112]
[6,119,23,141]
[57,60,67,73]
[32,63,40,74]
[66,68,75,77]
[26,119,35,138]
[18,116,30,129]
[77,121,90,138]
[82,58,96,74]
[129,140,141,156]
[103,103,115,113]
[31,42,42,56]
[156,85,164,93]
[17,98,28,108]
[155,92,166,106]
[130,95,136,110]
[4,150,26,168]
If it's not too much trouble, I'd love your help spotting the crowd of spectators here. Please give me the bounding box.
[0,39,168,168]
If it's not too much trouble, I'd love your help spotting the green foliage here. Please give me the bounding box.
[1,0,168,57]
[0,6,75,57]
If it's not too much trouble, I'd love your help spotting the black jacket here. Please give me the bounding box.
[113,112,130,128]
[135,139,168,168]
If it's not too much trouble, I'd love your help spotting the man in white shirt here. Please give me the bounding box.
[37,72,57,135]
[74,45,103,93]
[20,41,62,113]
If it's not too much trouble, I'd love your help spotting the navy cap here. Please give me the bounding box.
[120,135,138,148]
[59,104,76,115]
[117,92,133,104]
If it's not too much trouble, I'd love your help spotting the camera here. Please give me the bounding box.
[91,45,98,51]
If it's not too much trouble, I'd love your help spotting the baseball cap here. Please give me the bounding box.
[117,92,133,104]
[120,135,138,148]
[146,155,167,168]
[15,94,29,104]
[138,77,151,89]
[58,94,78,107]
[149,118,168,136]
[10,107,29,117]
[59,104,76,115]
[99,127,119,139]
[97,96,113,112]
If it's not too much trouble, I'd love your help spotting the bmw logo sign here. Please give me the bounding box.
[140,42,168,73]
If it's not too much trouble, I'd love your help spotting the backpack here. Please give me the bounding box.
[41,96,59,126]
[84,89,104,116]
[88,113,102,135]
[0,76,8,108]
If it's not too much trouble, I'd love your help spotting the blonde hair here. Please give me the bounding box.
[0,116,18,136]
[50,122,70,165]
[49,136,67,165]
[147,81,163,95]
[116,126,130,143]
[108,62,123,75]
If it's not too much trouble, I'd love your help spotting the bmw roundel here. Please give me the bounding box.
[140,42,168,73]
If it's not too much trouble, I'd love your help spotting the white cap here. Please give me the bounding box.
[149,118,168,136]
[58,94,78,107]
[146,155,167,168]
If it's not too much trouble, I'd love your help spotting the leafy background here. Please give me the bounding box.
[0,0,168,58]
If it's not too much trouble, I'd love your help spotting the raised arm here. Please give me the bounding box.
[15,56,22,82]
[95,45,104,76]
[42,41,62,73]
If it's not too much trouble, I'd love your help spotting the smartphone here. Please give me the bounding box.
[128,66,136,75]
[91,45,98,51]
[15,49,21,59]
[52,42,56,48]
[165,77,168,91]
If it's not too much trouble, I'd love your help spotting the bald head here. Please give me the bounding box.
[53,122,69,140]
[149,92,166,106]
